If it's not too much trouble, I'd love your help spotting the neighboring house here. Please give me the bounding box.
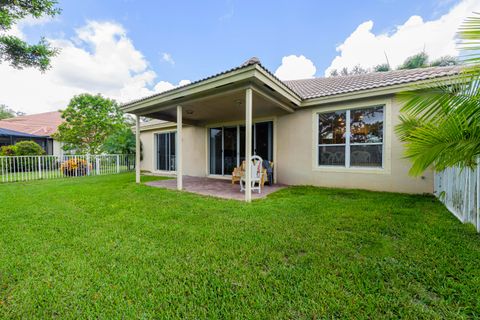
[122,57,461,201]
[0,111,64,155]
[0,128,52,150]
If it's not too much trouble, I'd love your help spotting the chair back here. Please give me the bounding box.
[250,155,263,179]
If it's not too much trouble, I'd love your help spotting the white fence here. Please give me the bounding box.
[434,165,480,232]
[0,154,135,183]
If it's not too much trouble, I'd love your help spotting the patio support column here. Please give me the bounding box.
[176,105,183,190]
[135,114,141,184]
[245,88,253,202]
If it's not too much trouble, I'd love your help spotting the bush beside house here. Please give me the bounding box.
[0,141,45,156]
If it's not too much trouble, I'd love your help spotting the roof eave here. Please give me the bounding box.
[133,121,177,132]
[121,63,302,114]
[252,64,303,104]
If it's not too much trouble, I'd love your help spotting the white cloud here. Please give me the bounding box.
[325,0,480,76]
[274,55,317,80]
[0,20,189,114]
[161,52,175,65]
[178,79,191,86]
[153,79,191,93]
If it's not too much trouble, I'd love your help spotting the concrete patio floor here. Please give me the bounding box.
[145,176,286,200]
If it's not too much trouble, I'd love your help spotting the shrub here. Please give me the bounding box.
[60,158,91,177]
[0,142,45,173]
[14,141,45,156]
[0,145,17,156]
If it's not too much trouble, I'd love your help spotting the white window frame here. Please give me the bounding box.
[316,105,385,169]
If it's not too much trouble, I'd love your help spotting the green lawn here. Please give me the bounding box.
[0,173,479,318]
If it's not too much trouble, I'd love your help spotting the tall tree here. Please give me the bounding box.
[430,55,459,67]
[350,64,368,75]
[0,104,15,119]
[329,69,339,77]
[0,0,61,71]
[398,52,429,69]
[330,65,369,77]
[395,13,480,175]
[103,127,136,155]
[374,63,391,72]
[0,104,24,119]
[53,94,126,154]
[330,53,459,78]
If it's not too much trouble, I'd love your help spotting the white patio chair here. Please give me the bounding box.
[351,150,371,165]
[240,155,263,194]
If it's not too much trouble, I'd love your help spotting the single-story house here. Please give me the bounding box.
[0,111,63,155]
[122,57,461,202]
[0,127,54,151]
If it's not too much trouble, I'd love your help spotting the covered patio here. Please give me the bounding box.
[146,176,286,200]
[122,58,301,202]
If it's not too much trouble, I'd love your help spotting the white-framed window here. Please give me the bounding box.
[155,131,176,171]
[317,105,384,168]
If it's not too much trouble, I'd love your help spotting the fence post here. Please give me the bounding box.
[96,156,100,175]
[38,156,42,179]
[477,166,480,232]
[86,154,91,176]
[116,155,120,173]
[1,157,4,183]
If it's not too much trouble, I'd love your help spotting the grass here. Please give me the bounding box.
[0,173,479,318]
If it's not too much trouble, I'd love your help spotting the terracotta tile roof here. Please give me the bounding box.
[0,111,63,137]
[284,66,463,99]
[123,59,463,108]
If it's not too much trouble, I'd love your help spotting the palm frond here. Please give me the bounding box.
[395,115,424,142]
[398,71,480,122]
[458,12,480,64]
[400,113,480,175]
[397,13,480,175]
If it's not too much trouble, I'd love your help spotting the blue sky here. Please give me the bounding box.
[29,0,459,82]
[2,0,479,113]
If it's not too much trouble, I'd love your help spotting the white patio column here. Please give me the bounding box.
[176,105,183,190]
[245,88,253,202]
[135,114,141,184]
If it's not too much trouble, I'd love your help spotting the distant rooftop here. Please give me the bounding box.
[0,111,63,137]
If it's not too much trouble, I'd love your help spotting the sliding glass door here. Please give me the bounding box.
[209,128,222,175]
[209,121,273,176]
[223,127,237,176]
[155,132,176,171]
[253,121,273,162]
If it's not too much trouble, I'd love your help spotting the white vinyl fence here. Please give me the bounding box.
[0,154,135,183]
[434,164,480,232]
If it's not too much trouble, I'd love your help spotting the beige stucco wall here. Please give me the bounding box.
[139,95,432,194]
[139,125,206,177]
[276,95,433,194]
[52,140,63,157]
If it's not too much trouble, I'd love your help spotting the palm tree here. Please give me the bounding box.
[395,13,480,176]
